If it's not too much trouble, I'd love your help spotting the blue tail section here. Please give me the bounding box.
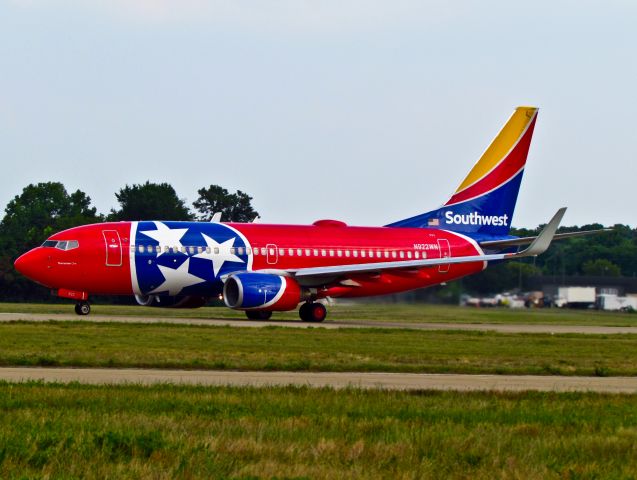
[386,171,524,237]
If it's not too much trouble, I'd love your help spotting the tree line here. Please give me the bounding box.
[0,181,635,301]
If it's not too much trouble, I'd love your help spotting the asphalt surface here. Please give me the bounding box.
[1,312,637,334]
[2,367,636,393]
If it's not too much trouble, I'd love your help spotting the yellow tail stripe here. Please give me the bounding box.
[455,106,538,193]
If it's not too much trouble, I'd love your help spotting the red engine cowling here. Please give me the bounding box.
[223,273,301,311]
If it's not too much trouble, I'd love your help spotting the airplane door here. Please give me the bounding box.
[266,243,278,265]
[437,238,451,273]
[103,230,123,267]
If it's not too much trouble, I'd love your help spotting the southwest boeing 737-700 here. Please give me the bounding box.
[14,107,599,322]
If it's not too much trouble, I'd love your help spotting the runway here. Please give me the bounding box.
[1,367,636,393]
[1,312,637,335]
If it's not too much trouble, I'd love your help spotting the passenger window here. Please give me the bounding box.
[400,251,405,259]
[181,247,187,254]
[269,248,275,256]
[230,248,236,255]
[155,245,161,253]
[376,251,382,258]
[261,248,267,255]
[138,245,144,253]
[288,248,294,256]
[415,251,420,259]
[321,249,327,256]
[238,247,245,255]
[197,246,203,254]
[146,245,153,253]
[164,246,169,253]
[407,251,412,259]
[313,249,319,256]
[384,251,390,259]
[337,250,342,257]
[214,247,220,254]
[297,249,302,256]
[329,250,335,257]
[253,248,259,255]
[206,247,211,254]
[279,249,285,256]
[345,250,350,257]
[369,251,374,258]
[361,250,366,258]
[305,249,311,256]
[353,250,358,258]
[245,247,251,255]
[391,251,397,259]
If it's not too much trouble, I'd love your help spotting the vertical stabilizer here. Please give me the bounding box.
[386,106,538,237]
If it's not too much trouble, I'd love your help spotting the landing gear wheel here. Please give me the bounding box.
[75,301,91,316]
[299,302,327,323]
[245,310,272,321]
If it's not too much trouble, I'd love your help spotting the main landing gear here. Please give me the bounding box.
[74,301,91,316]
[299,302,327,323]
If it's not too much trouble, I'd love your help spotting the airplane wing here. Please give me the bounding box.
[288,208,567,282]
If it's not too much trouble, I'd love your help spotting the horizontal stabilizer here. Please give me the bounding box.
[480,227,612,250]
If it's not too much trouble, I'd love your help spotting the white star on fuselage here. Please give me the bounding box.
[139,221,189,257]
[194,234,244,277]
[148,258,204,296]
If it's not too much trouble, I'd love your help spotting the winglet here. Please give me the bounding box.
[508,207,566,258]
[210,212,222,223]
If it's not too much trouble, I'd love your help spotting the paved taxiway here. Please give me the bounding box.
[2,367,636,393]
[2,312,637,335]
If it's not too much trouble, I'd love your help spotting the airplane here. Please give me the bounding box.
[13,106,601,322]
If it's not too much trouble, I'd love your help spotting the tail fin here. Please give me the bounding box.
[386,106,539,237]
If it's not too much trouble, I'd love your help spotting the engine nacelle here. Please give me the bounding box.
[223,273,302,311]
[134,294,208,309]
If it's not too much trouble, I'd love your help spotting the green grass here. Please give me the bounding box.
[1,383,636,479]
[1,321,637,376]
[2,301,637,326]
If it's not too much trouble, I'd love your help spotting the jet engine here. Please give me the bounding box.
[223,272,302,311]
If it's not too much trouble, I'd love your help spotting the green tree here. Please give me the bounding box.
[193,185,258,222]
[1,182,100,253]
[582,258,621,277]
[109,182,192,221]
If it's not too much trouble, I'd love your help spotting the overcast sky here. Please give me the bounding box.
[1,1,635,228]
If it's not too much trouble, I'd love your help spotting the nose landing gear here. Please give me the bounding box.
[299,302,327,323]
[74,301,91,316]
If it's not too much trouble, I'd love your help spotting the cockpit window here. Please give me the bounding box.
[41,240,79,250]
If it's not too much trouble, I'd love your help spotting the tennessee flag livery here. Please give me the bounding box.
[15,106,589,322]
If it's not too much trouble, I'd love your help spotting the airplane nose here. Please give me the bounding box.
[14,249,44,283]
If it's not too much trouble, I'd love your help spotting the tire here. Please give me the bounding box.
[300,302,326,323]
[75,302,90,316]
[245,310,272,321]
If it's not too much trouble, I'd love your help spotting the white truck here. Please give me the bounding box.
[596,294,637,311]
[555,287,596,308]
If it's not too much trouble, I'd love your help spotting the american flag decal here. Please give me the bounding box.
[428,218,440,226]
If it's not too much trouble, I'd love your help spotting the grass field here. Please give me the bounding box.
[1,321,636,376]
[2,301,637,326]
[1,383,636,479]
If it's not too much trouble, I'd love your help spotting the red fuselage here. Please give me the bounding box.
[15,220,485,302]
